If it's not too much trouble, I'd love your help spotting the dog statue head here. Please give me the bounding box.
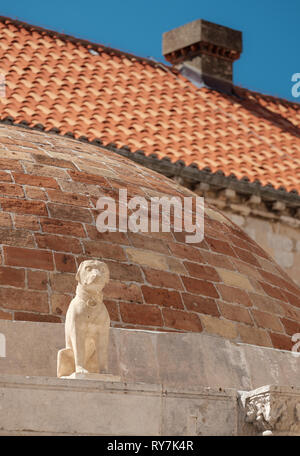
[76,260,110,292]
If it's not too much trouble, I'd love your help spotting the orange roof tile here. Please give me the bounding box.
[0,17,299,193]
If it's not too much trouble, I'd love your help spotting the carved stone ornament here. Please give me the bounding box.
[57,260,119,380]
[241,386,300,436]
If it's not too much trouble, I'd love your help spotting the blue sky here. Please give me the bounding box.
[0,0,299,102]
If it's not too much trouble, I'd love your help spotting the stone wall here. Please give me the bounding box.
[0,374,239,436]
[1,320,300,391]
[1,124,300,352]
[1,321,300,436]
[225,212,300,287]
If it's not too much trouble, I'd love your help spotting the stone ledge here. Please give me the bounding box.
[61,372,121,382]
[0,373,238,436]
[1,374,300,435]
[0,373,236,398]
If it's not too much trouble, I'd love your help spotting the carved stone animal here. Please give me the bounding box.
[57,260,110,377]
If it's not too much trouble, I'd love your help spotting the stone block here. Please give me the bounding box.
[217,269,253,291]
[142,286,183,308]
[229,214,245,227]
[120,301,164,326]
[218,302,253,325]
[200,314,238,339]
[274,251,294,269]
[125,248,169,271]
[162,308,203,332]
[162,386,237,436]
[237,324,272,348]
[14,215,41,231]
[267,233,293,252]
[0,375,162,435]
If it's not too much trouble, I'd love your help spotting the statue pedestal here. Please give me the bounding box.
[0,373,238,436]
[61,372,121,382]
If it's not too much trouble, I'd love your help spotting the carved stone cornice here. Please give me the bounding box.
[240,386,300,436]
[164,40,240,65]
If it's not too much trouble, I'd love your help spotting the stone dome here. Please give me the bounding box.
[0,123,299,351]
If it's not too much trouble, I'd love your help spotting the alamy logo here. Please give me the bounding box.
[0,333,6,358]
[0,73,6,98]
[291,73,300,98]
[96,189,204,243]
[291,333,300,357]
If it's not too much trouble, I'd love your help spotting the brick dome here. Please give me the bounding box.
[0,123,300,351]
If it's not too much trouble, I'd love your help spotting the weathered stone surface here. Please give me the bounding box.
[125,248,169,271]
[162,19,242,57]
[0,374,237,436]
[162,386,237,436]
[1,321,300,392]
[0,375,162,435]
[225,212,300,287]
[216,269,254,291]
[0,320,64,377]
[0,126,299,349]
[240,385,300,436]
[199,314,238,340]
[2,373,300,436]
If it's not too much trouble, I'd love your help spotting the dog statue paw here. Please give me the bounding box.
[57,260,110,378]
[76,366,89,374]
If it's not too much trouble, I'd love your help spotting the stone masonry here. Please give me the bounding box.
[0,123,299,353]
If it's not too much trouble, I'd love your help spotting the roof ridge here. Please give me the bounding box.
[233,85,300,108]
[0,15,177,73]
[2,15,298,106]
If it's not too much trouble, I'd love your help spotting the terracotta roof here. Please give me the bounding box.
[0,122,300,351]
[0,17,300,193]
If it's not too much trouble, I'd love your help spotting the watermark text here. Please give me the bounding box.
[96,189,204,243]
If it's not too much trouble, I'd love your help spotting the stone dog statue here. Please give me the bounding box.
[57,260,110,378]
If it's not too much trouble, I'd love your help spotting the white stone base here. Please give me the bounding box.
[61,372,121,382]
[0,374,237,436]
[1,374,299,436]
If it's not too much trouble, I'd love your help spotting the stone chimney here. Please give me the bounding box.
[162,19,242,91]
